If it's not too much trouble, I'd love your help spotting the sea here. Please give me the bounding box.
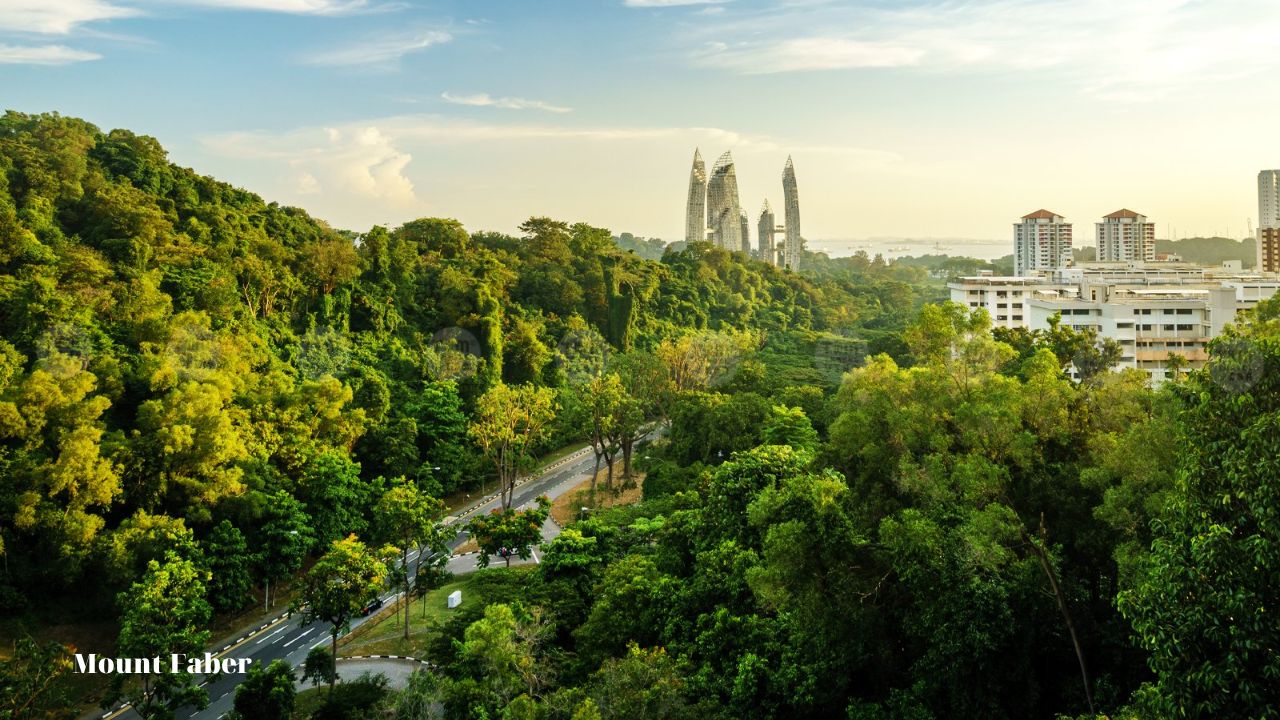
[808,237,1010,261]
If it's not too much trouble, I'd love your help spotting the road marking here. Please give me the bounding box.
[255,624,289,644]
[531,549,540,564]
[283,628,315,647]
[310,635,330,650]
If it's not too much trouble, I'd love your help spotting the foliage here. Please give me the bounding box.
[230,660,295,720]
[468,496,553,569]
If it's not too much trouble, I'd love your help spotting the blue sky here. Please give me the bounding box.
[3,0,1278,251]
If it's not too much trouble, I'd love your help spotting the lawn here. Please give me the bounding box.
[339,566,536,659]
[549,469,646,527]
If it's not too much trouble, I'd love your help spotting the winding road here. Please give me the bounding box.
[91,439,639,720]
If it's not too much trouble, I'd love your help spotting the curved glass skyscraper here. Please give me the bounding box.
[782,156,801,270]
[707,151,743,251]
[685,148,706,243]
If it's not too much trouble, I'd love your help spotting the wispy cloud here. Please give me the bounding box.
[687,0,1280,98]
[303,30,451,68]
[162,0,377,14]
[441,92,572,114]
[0,43,102,64]
[0,0,136,34]
[624,0,728,7]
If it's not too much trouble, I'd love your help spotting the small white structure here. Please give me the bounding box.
[447,590,462,609]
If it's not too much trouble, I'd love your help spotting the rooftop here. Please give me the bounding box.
[1021,209,1063,220]
[1103,208,1144,219]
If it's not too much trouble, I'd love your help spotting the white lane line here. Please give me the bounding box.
[282,628,315,647]
[310,635,330,650]
[255,624,289,645]
[531,549,540,564]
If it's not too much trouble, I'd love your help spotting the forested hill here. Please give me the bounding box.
[0,111,928,607]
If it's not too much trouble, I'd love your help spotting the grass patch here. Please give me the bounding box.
[550,469,645,527]
[293,685,328,718]
[340,567,536,659]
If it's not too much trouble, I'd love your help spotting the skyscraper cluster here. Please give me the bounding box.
[684,149,802,270]
[1012,208,1155,276]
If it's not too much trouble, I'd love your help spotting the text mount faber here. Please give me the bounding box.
[686,149,802,270]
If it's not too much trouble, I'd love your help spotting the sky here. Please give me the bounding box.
[2,0,1278,255]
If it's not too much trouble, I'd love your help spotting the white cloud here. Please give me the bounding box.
[688,0,1280,97]
[303,30,451,68]
[0,43,102,64]
[441,92,572,114]
[0,0,136,34]
[206,124,416,204]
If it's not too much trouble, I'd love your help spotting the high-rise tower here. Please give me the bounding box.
[707,151,743,251]
[1096,209,1154,262]
[1013,210,1072,276]
[685,149,707,243]
[758,200,776,264]
[782,156,801,270]
[739,209,750,254]
[1259,170,1280,272]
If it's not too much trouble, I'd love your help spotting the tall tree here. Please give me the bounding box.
[0,637,76,720]
[293,535,388,690]
[469,383,557,510]
[203,520,254,613]
[375,482,449,640]
[1119,326,1280,717]
[254,491,312,611]
[112,554,212,719]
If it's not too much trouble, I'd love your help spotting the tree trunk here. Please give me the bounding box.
[264,577,269,613]
[330,631,339,692]
[622,439,634,478]
[403,546,411,641]
[1026,515,1095,715]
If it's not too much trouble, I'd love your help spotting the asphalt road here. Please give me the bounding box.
[92,440,630,720]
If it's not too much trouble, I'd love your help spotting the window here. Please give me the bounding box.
[1176,308,1193,315]
[1013,315,1023,321]
[1140,324,1153,331]
[1177,324,1193,331]
[997,303,1008,309]
[997,315,1008,321]
[1163,324,1175,331]
[970,302,979,307]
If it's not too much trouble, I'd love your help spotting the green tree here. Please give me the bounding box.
[254,491,312,611]
[1118,330,1280,717]
[112,553,212,719]
[587,643,691,720]
[230,660,295,720]
[293,535,388,690]
[469,383,557,509]
[374,482,449,640]
[203,520,253,613]
[0,637,76,720]
[467,496,551,569]
[302,646,336,688]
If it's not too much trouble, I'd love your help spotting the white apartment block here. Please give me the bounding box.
[949,262,1280,384]
[1260,170,1280,229]
[1096,209,1155,263]
[947,275,1069,330]
[1014,210,1072,276]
